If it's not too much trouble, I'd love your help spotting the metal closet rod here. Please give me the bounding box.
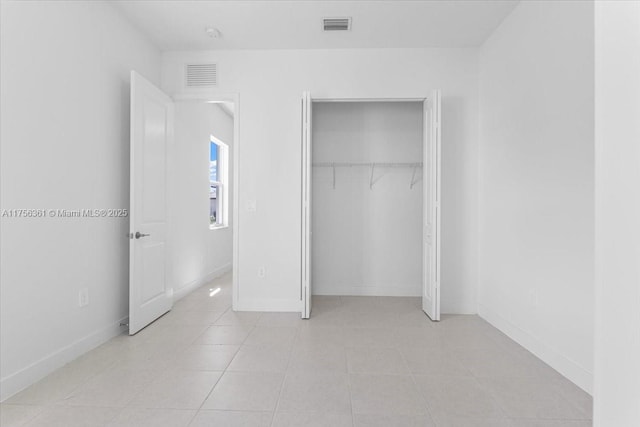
[312,162,423,189]
[312,162,423,167]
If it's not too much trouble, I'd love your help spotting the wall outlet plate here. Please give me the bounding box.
[78,288,89,307]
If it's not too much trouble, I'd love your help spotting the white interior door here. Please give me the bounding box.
[301,91,312,319]
[422,90,441,321]
[129,71,174,335]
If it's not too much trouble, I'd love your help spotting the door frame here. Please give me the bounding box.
[301,94,440,319]
[173,93,241,310]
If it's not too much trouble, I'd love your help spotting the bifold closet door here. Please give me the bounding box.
[301,91,312,319]
[422,90,441,321]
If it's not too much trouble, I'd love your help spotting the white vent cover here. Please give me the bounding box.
[323,17,351,31]
[185,63,217,87]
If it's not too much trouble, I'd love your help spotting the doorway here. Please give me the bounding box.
[171,99,237,306]
[128,70,240,334]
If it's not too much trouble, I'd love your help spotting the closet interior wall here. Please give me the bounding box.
[311,101,424,297]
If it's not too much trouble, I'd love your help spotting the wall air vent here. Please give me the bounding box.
[185,63,217,87]
[323,17,351,32]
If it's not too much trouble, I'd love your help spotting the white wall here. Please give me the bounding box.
[0,1,161,400]
[594,1,640,425]
[172,102,234,298]
[162,48,479,313]
[478,1,594,393]
[311,102,423,296]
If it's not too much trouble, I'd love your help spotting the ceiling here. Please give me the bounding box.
[113,0,519,51]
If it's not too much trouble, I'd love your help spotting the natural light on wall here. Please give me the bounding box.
[210,135,229,229]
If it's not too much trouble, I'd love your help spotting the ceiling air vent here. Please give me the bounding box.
[323,17,351,32]
[185,63,217,87]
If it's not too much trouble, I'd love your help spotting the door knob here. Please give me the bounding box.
[135,231,150,239]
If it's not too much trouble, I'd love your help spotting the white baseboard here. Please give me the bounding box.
[173,263,232,301]
[0,316,128,402]
[313,284,421,297]
[478,303,593,395]
[441,304,478,315]
[235,298,302,312]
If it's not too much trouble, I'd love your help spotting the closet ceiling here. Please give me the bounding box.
[113,0,519,51]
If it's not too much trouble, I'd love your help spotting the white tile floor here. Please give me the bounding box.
[1,273,593,426]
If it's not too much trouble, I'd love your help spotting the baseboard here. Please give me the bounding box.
[173,263,232,301]
[235,298,302,312]
[478,303,593,395]
[313,284,421,297]
[440,304,478,315]
[0,316,128,402]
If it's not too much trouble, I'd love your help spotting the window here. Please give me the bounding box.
[210,135,229,228]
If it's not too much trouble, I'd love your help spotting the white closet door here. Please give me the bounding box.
[301,91,313,319]
[129,71,174,334]
[422,91,441,321]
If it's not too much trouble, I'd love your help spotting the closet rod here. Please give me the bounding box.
[313,161,423,190]
[312,162,423,168]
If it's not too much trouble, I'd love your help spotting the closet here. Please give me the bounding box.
[300,93,441,321]
[311,101,424,297]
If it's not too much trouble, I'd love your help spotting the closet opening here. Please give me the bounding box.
[300,93,441,321]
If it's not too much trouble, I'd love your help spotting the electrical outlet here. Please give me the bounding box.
[246,199,257,212]
[78,288,89,307]
[258,267,266,278]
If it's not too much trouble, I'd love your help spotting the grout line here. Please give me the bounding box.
[268,326,298,427]
[346,352,356,427]
[187,283,245,424]
[406,366,440,425]
[184,407,200,427]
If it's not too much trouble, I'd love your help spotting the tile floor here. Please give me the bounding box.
[1,273,593,426]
